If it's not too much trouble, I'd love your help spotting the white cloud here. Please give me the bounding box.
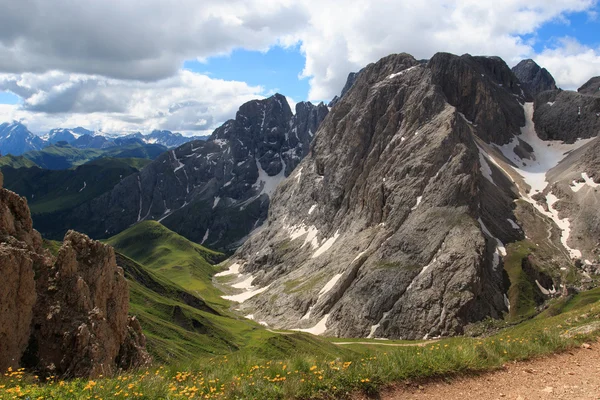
[0,0,307,80]
[1,0,600,130]
[0,70,264,135]
[293,0,597,100]
[535,37,600,89]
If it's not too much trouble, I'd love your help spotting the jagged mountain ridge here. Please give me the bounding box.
[224,53,600,340]
[0,122,46,156]
[511,59,558,98]
[45,94,328,250]
[0,123,206,156]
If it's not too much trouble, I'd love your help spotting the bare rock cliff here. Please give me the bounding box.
[0,171,150,377]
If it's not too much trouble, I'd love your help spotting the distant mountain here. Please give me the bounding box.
[0,122,46,156]
[46,127,208,149]
[122,130,210,148]
[4,141,167,170]
[0,123,207,156]
[35,93,329,249]
[511,59,557,98]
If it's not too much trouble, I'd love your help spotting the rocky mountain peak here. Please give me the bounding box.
[230,51,518,339]
[578,76,600,97]
[512,58,558,98]
[58,93,329,250]
[428,52,526,144]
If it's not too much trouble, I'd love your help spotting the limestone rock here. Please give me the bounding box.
[578,76,600,97]
[232,52,519,339]
[47,94,328,250]
[0,171,47,371]
[511,59,557,98]
[0,172,150,377]
[27,230,150,377]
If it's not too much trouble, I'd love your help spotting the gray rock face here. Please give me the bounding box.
[578,77,600,97]
[512,59,557,98]
[231,53,524,339]
[533,90,600,142]
[61,94,328,250]
[428,53,526,144]
[328,70,363,107]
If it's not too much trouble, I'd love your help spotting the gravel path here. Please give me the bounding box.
[365,341,600,400]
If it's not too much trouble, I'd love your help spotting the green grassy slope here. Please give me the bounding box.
[20,142,167,170]
[1,158,143,215]
[107,221,228,307]
[0,154,39,168]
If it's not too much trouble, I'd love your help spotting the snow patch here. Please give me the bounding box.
[78,181,87,192]
[222,285,270,303]
[201,229,210,245]
[312,230,340,258]
[507,219,521,230]
[253,157,285,197]
[387,66,417,80]
[308,204,317,215]
[215,263,241,277]
[546,193,581,259]
[318,273,343,297]
[213,197,220,209]
[292,314,329,335]
[478,151,495,185]
[411,196,423,210]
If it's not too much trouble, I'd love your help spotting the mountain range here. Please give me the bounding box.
[222,53,600,339]
[0,122,208,156]
[1,52,599,343]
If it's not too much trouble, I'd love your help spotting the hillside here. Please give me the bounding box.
[108,222,344,363]
[107,221,228,307]
[0,154,38,168]
[42,94,329,249]
[19,142,167,170]
[1,157,144,218]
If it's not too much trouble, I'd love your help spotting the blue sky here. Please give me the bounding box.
[528,5,600,53]
[184,45,310,102]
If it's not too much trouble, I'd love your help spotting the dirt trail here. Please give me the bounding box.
[367,341,600,400]
[334,341,437,347]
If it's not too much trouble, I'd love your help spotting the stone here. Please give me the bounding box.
[511,59,557,98]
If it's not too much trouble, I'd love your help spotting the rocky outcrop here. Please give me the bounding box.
[512,59,557,98]
[533,90,600,142]
[230,53,521,339]
[328,70,363,107]
[578,77,600,97]
[0,171,150,377]
[428,53,526,144]
[0,172,45,371]
[26,230,150,377]
[56,94,328,250]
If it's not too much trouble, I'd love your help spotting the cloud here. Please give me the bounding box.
[1,0,600,127]
[293,0,597,100]
[535,37,600,89]
[0,70,265,134]
[0,0,308,80]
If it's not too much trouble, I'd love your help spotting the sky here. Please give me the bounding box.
[1,0,600,136]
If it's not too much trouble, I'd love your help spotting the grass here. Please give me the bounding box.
[0,154,38,168]
[107,221,228,308]
[4,289,600,399]
[1,159,142,215]
[503,240,540,320]
[19,142,167,170]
